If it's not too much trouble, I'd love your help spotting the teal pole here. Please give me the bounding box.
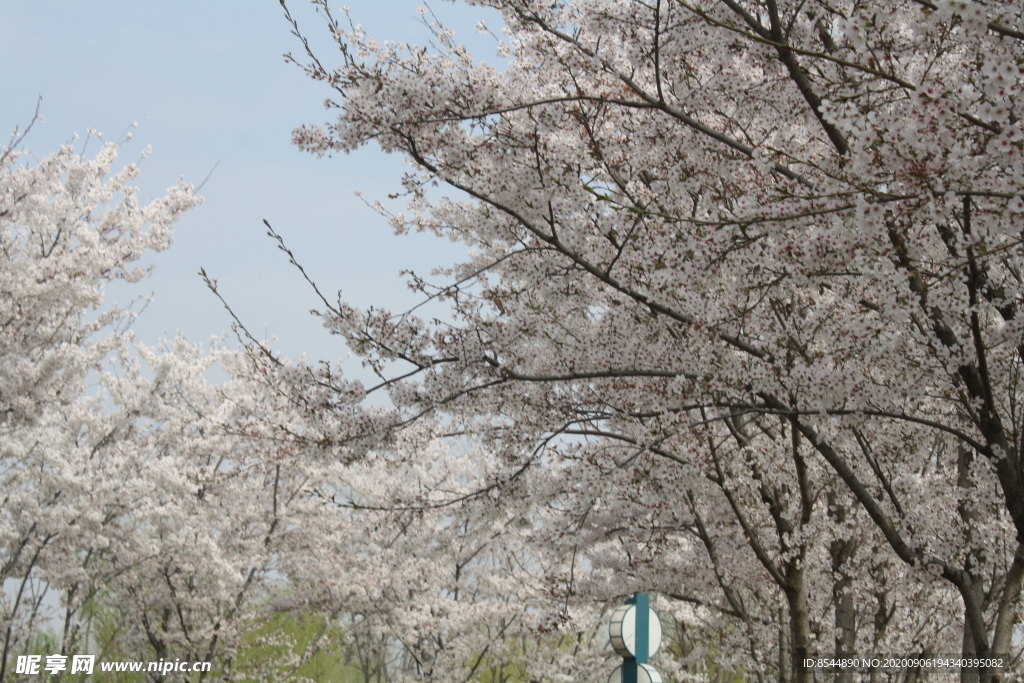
[622,593,649,683]
[635,593,649,664]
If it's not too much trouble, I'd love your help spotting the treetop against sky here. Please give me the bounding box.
[0,0,497,369]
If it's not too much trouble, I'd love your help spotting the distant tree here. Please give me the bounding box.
[0,116,550,682]
[277,0,1024,681]
[0,110,538,683]
[0,116,199,678]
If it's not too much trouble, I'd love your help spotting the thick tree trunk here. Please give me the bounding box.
[832,585,856,683]
[991,544,1024,658]
[960,617,978,683]
[785,566,815,683]
[778,607,790,683]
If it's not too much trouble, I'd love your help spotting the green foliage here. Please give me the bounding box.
[233,612,360,682]
[20,599,362,683]
[466,640,529,683]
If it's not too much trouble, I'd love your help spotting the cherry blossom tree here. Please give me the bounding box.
[0,125,346,681]
[0,112,571,683]
[212,341,614,682]
[0,117,201,678]
[0,117,565,683]
[0,121,327,682]
[277,0,1024,680]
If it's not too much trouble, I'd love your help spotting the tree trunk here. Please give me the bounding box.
[829,491,858,683]
[990,543,1024,659]
[785,565,815,683]
[961,616,978,683]
[832,585,856,683]
[779,607,790,683]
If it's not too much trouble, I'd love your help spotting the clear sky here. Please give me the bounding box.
[2,1,499,374]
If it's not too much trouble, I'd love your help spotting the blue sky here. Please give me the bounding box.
[2,1,499,371]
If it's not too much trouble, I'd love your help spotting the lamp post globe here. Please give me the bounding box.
[607,663,664,683]
[608,603,663,660]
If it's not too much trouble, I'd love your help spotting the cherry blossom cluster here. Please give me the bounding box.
[279,0,1024,680]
